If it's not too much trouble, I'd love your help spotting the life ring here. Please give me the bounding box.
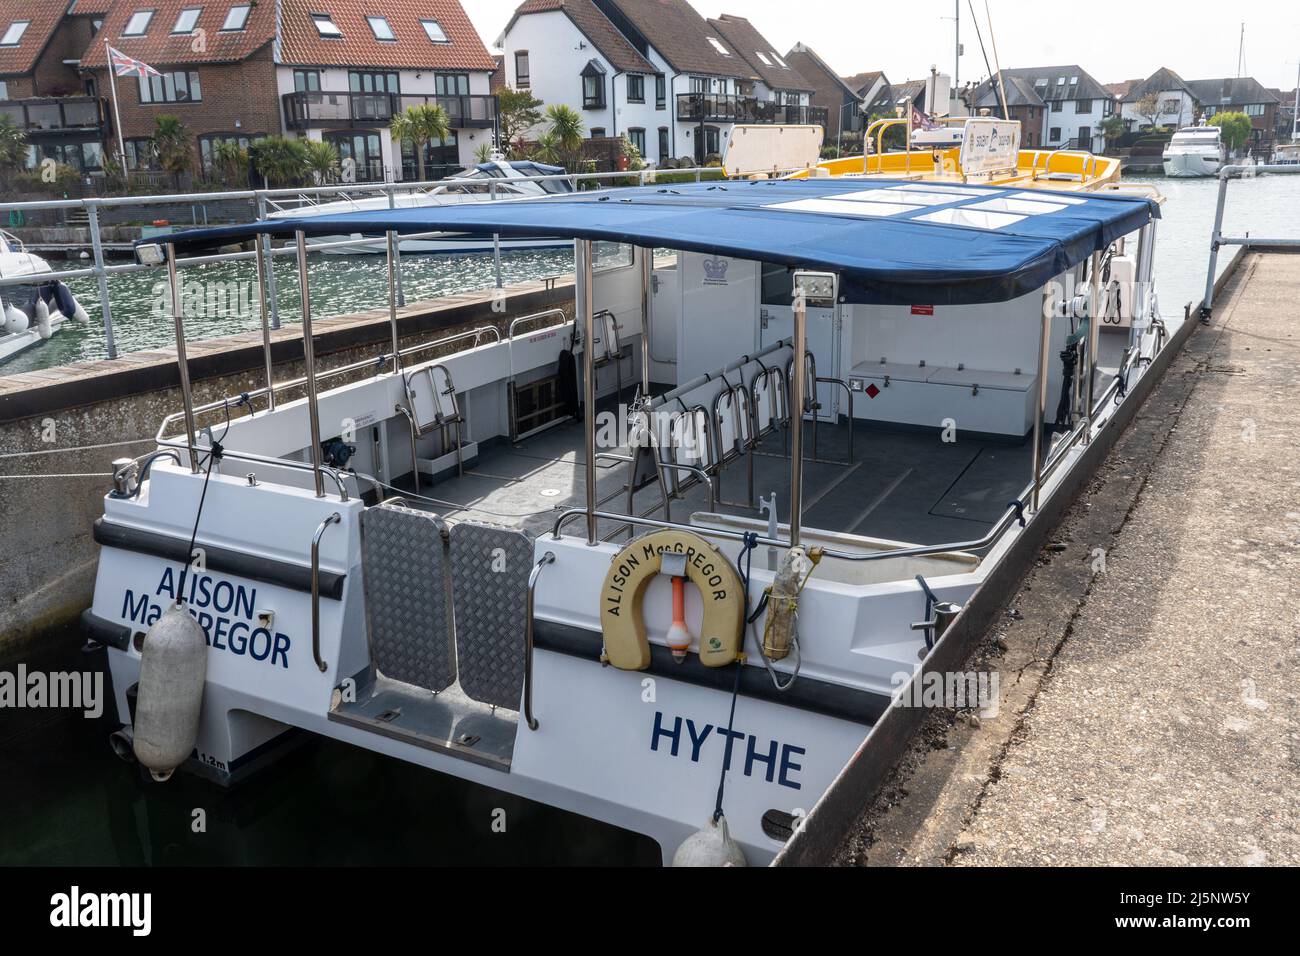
[599,529,745,670]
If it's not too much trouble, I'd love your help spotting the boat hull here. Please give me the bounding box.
[1162,150,1223,177]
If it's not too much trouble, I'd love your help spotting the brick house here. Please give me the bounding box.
[784,42,864,143]
[78,0,497,182]
[0,1,109,172]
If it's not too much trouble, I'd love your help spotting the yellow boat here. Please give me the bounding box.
[786,116,1125,193]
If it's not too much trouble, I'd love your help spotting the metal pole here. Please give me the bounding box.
[386,185,405,307]
[1031,286,1053,510]
[491,181,503,289]
[253,233,276,410]
[577,240,597,545]
[255,194,282,330]
[639,246,652,394]
[1084,250,1102,445]
[1202,172,1230,319]
[165,243,199,474]
[86,203,117,359]
[790,289,808,547]
[295,231,326,498]
[386,230,400,372]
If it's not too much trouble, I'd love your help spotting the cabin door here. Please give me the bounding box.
[758,296,840,423]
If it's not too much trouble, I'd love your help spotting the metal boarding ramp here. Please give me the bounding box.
[329,501,547,771]
[399,362,467,485]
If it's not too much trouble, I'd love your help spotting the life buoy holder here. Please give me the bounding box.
[599,529,745,670]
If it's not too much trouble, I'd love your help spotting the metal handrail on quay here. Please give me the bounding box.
[1202,163,1300,319]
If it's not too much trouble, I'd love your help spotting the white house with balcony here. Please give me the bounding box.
[273,1,498,182]
[1120,67,1199,131]
[970,65,1113,153]
[499,0,824,166]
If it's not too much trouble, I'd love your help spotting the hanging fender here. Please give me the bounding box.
[599,529,745,670]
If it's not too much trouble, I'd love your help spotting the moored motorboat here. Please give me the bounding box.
[85,171,1169,865]
[1162,125,1225,178]
[0,230,89,364]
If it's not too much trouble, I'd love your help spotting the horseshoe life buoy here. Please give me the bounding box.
[599,530,745,670]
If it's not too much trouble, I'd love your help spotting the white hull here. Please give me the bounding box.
[1162,150,1223,177]
[0,314,67,362]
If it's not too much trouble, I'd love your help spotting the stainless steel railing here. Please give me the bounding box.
[311,513,343,673]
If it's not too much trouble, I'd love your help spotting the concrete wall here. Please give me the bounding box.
[0,275,576,656]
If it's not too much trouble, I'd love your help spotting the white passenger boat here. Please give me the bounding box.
[1162,125,1225,178]
[0,230,88,364]
[85,173,1169,865]
[265,159,575,256]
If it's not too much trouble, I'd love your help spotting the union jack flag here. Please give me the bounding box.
[108,46,161,79]
[911,104,938,131]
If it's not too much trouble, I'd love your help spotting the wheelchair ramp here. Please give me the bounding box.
[450,522,534,712]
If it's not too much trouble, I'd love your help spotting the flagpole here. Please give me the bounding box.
[105,41,128,184]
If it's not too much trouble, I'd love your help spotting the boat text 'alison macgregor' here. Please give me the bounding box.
[82,173,1167,865]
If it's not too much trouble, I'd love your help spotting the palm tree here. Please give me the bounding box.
[545,104,586,169]
[0,116,27,187]
[390,104,451,181]
[532,131,561,166]
[302,139,341,184]
[211,140,248,187]
[251,136,310,187]
[151,115,192,190]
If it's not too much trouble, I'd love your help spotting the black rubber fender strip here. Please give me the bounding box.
[92,518,347,600]
[81,608,132,651]
[533,618,889,727]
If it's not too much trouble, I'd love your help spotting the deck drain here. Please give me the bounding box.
[457,733,481,747]
[539,489,561,498]
[376,709,402,724]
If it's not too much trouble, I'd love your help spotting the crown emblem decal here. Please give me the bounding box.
[702,257,729,284]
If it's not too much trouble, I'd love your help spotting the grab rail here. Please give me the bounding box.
[524,552,555,731]
[311,513,342,673]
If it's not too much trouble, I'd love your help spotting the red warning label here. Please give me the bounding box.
[911,305,935,316]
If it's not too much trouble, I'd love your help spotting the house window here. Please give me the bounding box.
[198,133,260,174]
[581,62,606,109]
[0,81,8,100]
[311,13,342,38]
[1,20,30,46]
[706,36,730,57]
[658,126,669,161]
[327,131,384,182]
[36,140,103,172]
[514,51,530,88]
[590,128,606,138]
[1051,100,1062,112]
[1075,99,1091,113]
[627,74,644,104]
[1049,127,1061,142]
[139,71,202,104]
[400,130,458,180]
[350,71,398,94]
[172,8,201,34]
[294,70,321,92]
[222,5,251,31]
[122,137,156,170]
[689,76,713,93]
[1161,98,1179,115]
[1244,103,1265,117]
[367,16,394,41]
[435,74,469,96]
[755,51,772,66]
[655,75,665,109]
[627,127,645,155]
[421,19,449,43]
[123,10,154,36]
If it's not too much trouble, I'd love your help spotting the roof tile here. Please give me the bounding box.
[707,15,811,92]
[0,2,68,77]
[277,0,495,71]
[514,0,656,74]
[80,1,276,69]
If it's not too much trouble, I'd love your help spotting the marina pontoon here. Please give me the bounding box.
[83,174,1167,865]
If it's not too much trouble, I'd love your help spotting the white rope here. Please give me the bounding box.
[0,437,152,460]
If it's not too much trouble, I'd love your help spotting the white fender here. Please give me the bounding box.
[2,304,28,335]
[133,601,208,782]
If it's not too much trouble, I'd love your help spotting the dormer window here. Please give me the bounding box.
[367,16,394,41]
[123,10,154,37]
[421,19,449,43]
[706,36,731,57]
[172,8,201,35]
[0,20,29,46]
[222,5,251,31]
[311,13,342,38]
[581,60,606,109]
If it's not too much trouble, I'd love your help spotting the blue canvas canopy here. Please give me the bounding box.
[157,178,1158,305]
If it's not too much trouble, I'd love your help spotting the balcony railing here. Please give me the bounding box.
[282,92,497,131]
[676,93,828,128]
[0,96,106,133]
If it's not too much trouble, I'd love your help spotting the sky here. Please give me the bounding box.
[465,0,1300,91]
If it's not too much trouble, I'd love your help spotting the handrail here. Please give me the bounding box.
[524,551,555,730]
[311,513,343,673]
[594,452,717,515]
[1037,148,1096,181]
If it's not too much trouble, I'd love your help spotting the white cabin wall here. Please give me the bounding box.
[675,252,761,381]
